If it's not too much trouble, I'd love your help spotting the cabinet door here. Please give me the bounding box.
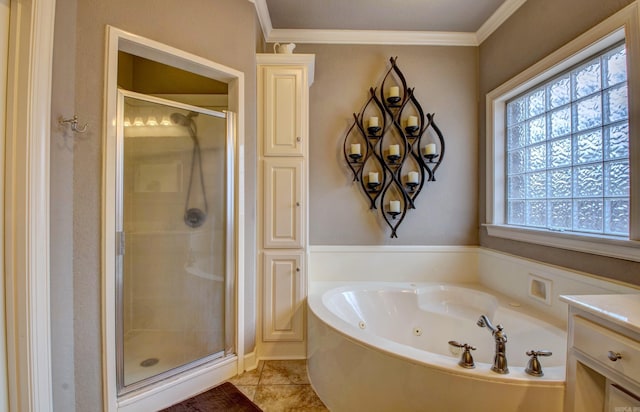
[262,66,304,156]
[262,252,305,342]
[263,158,303,248]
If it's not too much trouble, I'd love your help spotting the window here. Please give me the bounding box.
[485,3,640,262]
[505,43,629,236]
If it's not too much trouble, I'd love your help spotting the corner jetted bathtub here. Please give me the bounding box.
[307,282,566,412]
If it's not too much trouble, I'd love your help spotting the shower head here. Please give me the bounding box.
[170,112,198,139]
[170,112,198,126]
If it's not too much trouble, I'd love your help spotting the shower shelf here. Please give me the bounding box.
[342,56,446,238]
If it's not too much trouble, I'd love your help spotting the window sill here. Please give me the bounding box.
[483,224,640,262]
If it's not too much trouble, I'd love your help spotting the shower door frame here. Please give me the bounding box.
[115,89,236,395]
[103,26,245,412]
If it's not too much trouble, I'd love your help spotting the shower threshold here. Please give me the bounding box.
[122,329,226,391]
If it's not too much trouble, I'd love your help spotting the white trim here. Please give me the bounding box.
[249,0,273,44]
[250,0,527,46]
[476,0,528,44]
[0,1,10,408]
[104,26,245,411]
[242,351,259,371]
[4,0,55,410]
[485,3,640,260]
[267,28,478,47]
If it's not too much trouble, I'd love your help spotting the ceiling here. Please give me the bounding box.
[252,0,527,46]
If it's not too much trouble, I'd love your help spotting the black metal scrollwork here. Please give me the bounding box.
[343,57,446,238]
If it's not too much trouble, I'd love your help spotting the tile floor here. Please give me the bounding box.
[227,360,329,411]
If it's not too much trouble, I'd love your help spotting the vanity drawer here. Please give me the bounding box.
[573,316,640,385]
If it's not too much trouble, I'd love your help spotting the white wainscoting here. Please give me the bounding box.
[477,249,640,326]
[308,246,479,283]
[309,246,640,328]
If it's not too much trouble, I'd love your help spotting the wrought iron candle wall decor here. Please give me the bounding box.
[343,57,445,238]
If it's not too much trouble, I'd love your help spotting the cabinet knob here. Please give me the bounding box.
[296,201,301,207]
[296,136,301,142]
[296,267,300,272]
[607,351,622,362]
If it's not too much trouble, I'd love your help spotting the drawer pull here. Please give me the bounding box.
[607,351,622,362]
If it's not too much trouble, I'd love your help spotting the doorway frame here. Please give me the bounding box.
[103,26,245,411]
[4,0,56,410]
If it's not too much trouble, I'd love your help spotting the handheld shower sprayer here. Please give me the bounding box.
[171,111,207,228]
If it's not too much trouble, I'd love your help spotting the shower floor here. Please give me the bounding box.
[123,329,224,386]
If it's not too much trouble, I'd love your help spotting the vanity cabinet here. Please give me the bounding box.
[257,54,314,357]
[561,294,640,412]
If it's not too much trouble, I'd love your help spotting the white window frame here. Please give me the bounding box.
[485,2,640,262]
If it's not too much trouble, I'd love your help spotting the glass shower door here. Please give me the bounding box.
[115,90,234,393]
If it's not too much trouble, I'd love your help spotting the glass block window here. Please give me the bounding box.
[506,43,629,236]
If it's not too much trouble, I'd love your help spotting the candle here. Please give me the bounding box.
[368,117,379,127]
[389,144,400,156]
[408,171,419,184]
[351,143,361,155]
[389,86,400,97]
[368,172,379,184]
[390,200,401,213]
[423,143,436,155]
[407,116,418,127]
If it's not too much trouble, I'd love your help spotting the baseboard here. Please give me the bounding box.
[243,350,259,371]
[256,340,307,361]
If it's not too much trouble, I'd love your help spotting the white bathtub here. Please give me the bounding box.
[307,282,567,412]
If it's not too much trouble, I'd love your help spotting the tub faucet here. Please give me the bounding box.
[477,315,509,374]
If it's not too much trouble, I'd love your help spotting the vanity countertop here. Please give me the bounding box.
[560,294,640,335]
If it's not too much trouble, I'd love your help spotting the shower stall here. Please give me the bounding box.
[115,90,235,393]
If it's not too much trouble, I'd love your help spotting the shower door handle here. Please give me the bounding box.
[116,231,125,256]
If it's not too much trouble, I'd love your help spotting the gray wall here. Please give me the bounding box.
[51,0,77,410]
[294,44,479,244]
[50,0,259,410]
[478,0,640,286]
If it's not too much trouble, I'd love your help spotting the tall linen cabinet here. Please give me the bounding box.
[257,54,315,358]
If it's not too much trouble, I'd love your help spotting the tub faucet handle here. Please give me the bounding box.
[525,350,552,377]
[448,340,476,369]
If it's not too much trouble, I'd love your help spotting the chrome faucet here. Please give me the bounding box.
[477,315,509,374]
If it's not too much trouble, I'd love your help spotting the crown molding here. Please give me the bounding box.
[250,0,527,46]
[250,0,273,42]
[268,29,478,46]
[476,0,528,44]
